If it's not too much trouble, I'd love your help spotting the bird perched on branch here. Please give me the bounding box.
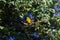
[19,11,35,28]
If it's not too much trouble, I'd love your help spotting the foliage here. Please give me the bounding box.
[0,0,60,40]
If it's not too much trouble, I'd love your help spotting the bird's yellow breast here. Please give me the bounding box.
[26,17,32,24]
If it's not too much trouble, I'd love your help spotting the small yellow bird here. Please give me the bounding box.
[26,17,32,24]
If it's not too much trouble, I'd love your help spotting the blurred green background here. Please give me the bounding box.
[0,0,60,40]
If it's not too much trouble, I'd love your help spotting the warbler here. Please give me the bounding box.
[19,11,35,26]
[26,11,34,24]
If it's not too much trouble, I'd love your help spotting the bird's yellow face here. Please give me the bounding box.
[26,17,32,24]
